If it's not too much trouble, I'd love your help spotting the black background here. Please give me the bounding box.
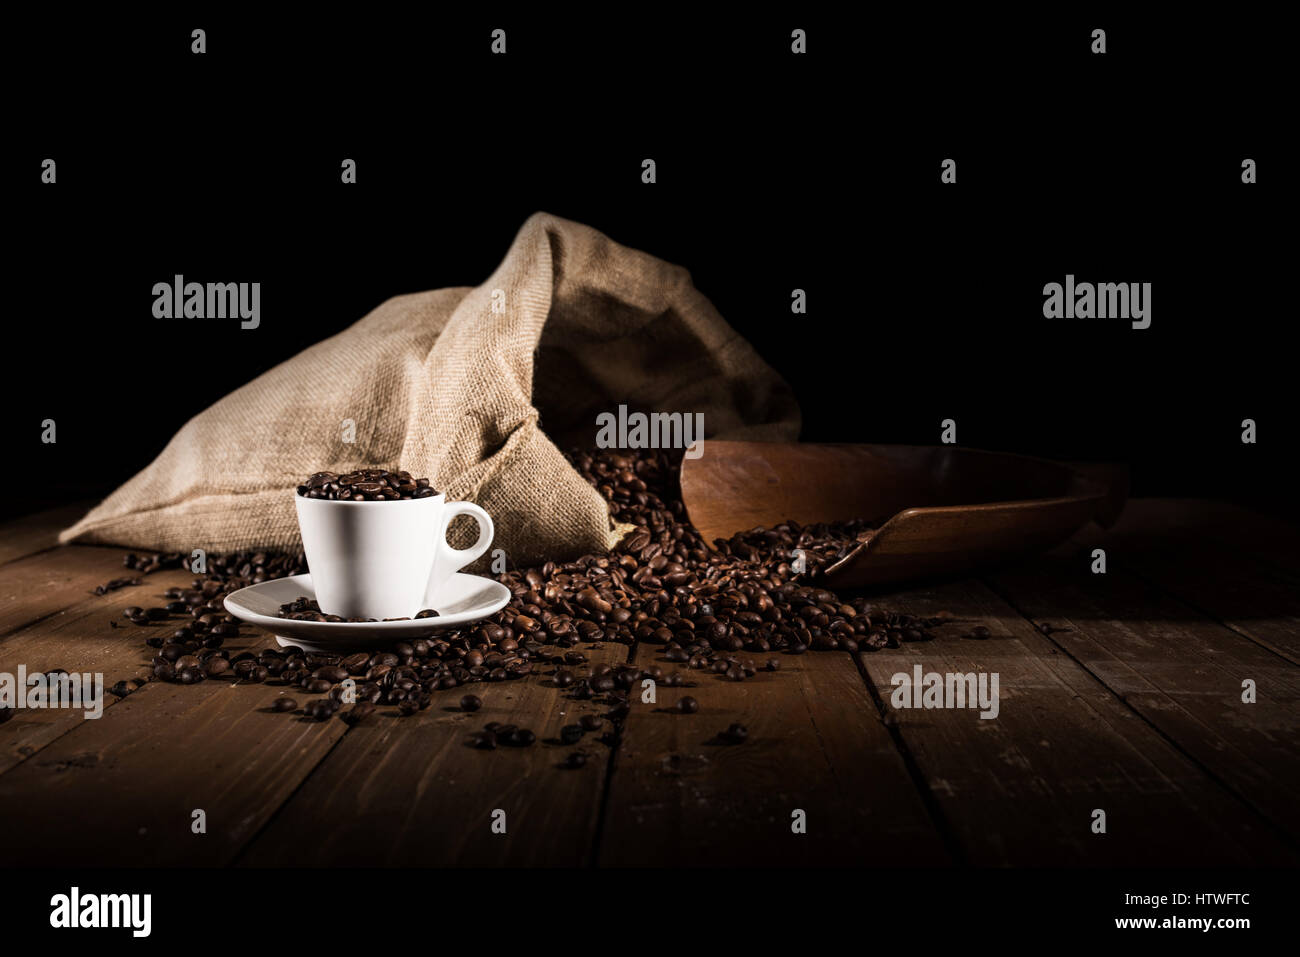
[8,11,1292,522]
[0,8,1294,934]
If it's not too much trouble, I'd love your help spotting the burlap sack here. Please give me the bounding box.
[60,212,800,564]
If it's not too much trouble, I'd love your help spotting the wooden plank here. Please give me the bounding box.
[1120,550,1300,663]
[0,545,146,639]
[597,645,950,866]
[853,579,1296,866]
[987,556,1300,842]
[0,503,93,567]
[239,643,632,866]
[0,566,196,774]
[0,543,358,866]
[1067,500,1300,662]
[0,644,349,866]
[1095,499,1300,577]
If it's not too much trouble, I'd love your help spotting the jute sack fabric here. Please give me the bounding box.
[60,212,801,565]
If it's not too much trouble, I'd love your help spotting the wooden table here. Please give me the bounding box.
[0,500,1296,868]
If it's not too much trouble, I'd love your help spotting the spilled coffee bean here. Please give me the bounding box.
[94,577,141,596]
[721,722,749,744]
[98,447,952,762]
[560,724,585,745]
[343,701,376,724]
[276,596,437,623]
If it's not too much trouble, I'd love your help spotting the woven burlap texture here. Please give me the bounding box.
[59,213,801,564]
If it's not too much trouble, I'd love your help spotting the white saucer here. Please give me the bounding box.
[223,573,511,651]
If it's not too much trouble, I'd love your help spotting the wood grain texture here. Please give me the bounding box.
[0,565,196,774]
[0,662,348,866]
[239,644,632,866]
[0,502,1295,869]
[0,545,146,639]
[1066,504,1300,662]
[854,579,1295,866]
[988,555,1300,843]
[0,503,93,566]
[597,644,949,866]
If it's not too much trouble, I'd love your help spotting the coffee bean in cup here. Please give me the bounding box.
[297,468,438,501]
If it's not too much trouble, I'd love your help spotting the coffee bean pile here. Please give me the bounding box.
[276,597,440,623]
[297,469,438,501]
[713,517,880,576]
[538,449,943,656]
[95,447,948,740]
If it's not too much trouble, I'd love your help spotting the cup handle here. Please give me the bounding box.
[429,501,494,604]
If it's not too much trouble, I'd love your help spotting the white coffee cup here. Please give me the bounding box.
[294,491,494,620]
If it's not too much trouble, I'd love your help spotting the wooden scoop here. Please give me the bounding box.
[680,441,1126,588]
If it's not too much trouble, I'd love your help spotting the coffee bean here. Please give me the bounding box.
[676,696,699,714]
[460,694,482,712]
[101,448,949,733]
[109,680,133,698]
[343,701,376,725]
[561,752,587,769]
[296,468,439,501]
[95,577,142,596]
[304,699,337,721]
[722,723,749,744]
[578,714,603,732]
[271,697,297,713]
[560,724,584,745]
